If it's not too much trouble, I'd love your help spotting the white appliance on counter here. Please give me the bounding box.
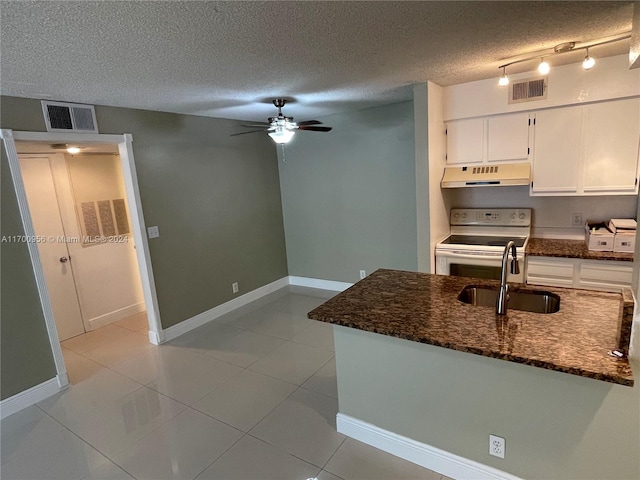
[435,208,531,282]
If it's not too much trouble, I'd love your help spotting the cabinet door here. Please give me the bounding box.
[531,107,582,194]
[582,98,640,193]
[487,113,530,162]
[446,118,483,165]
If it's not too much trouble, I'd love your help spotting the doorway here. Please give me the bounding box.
[18,147,146,342]
[1,130,163,389]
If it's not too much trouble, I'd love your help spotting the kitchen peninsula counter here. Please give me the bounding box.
[526,237,633,262]
[308,269,633,386]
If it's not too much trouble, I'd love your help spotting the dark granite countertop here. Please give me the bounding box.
[526,237,634,262]
[309,269,634,386]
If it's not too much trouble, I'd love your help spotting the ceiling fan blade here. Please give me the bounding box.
[230,129,267,137]
[297,120,323,126]
[240,123,270,128]
[298,126,332,132]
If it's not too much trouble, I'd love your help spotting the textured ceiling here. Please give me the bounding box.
[1,1,635,122]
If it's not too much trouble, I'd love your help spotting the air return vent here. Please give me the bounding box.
[508,77,548,104]
[41,101,98,133]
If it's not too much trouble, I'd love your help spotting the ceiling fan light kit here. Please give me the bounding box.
[268,126,296,144]
[231,98,332,145]
[497,33,630,86]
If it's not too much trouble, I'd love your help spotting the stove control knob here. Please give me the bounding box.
[461,213,467,219]
[519,213,526,220]
[511,213,516,220]
[453,212,460,219]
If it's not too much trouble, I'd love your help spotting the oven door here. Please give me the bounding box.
[435,249,525,282]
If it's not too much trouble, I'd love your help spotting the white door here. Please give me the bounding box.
[19,155,85,340]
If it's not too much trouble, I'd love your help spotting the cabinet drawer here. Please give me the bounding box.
[526,258,574,279]
[526,256,632,292]
[579,262,632,291]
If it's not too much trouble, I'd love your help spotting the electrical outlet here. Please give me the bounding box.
[360,270,366,279]
[571,213,583,226]
[489,434,505,459]
[232,282,239,294]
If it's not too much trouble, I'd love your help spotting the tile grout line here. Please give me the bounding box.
[47,294,335,480]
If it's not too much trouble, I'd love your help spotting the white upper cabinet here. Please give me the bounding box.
[446,118,483,165]
[446,112,531,165]
[487,113,531,162]
[582,98,640,193]
[531,97,640,196]
[531,106,582,194]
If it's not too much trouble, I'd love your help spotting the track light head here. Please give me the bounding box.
[538,58,550,75]
[498,67,509,86]
[582,48,596,70]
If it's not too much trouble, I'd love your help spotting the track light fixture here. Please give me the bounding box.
[498,66,509,86]
[582,48,595,70]
[497,33,630,86]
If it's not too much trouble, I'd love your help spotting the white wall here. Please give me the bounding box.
[413,83,430,272]
[65,153,144,329]
[426,83,450,262]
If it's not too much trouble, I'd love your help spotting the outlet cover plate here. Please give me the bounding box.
[489,434,505,459]
[571,213,583,226]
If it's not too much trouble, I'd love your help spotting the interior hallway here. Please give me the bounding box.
[1,291,450,480]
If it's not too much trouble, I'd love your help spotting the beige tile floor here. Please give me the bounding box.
[1,290,451,480]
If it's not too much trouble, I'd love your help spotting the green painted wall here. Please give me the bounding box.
[1,146,57,399]
[92,104,288,328]
[278,101,417,283]
[1,95,288,398]
[335,326,640,479]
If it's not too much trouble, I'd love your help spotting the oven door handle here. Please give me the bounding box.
[435,251,511,260]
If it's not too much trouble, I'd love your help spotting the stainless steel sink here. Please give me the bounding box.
[458,285,560,314]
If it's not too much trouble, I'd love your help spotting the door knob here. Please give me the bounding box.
[59,257,68,263]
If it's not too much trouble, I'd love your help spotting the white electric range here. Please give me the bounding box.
[435,208,531,282]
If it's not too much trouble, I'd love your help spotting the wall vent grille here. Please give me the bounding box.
[41,101,99,133]
[509,77,548,104]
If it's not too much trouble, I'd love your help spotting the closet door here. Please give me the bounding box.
[19,155,85,340]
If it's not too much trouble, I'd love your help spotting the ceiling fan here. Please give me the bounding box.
[231,98,332,144]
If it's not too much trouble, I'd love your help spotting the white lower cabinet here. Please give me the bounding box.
[526,256,632,292]
[526,257,575,288]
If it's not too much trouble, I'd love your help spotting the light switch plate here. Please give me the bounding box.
[147,226,160,238]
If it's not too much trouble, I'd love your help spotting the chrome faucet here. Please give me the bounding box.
[496,241,520,315]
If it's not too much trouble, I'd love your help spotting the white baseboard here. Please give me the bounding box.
[288,275,353,292]
[148,329,165,345]
[1,376,66,420]
[162,277,290,343]
[336,413,522,480]
[87,301,146,331]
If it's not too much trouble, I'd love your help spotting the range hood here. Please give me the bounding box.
[441,163,531,188]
